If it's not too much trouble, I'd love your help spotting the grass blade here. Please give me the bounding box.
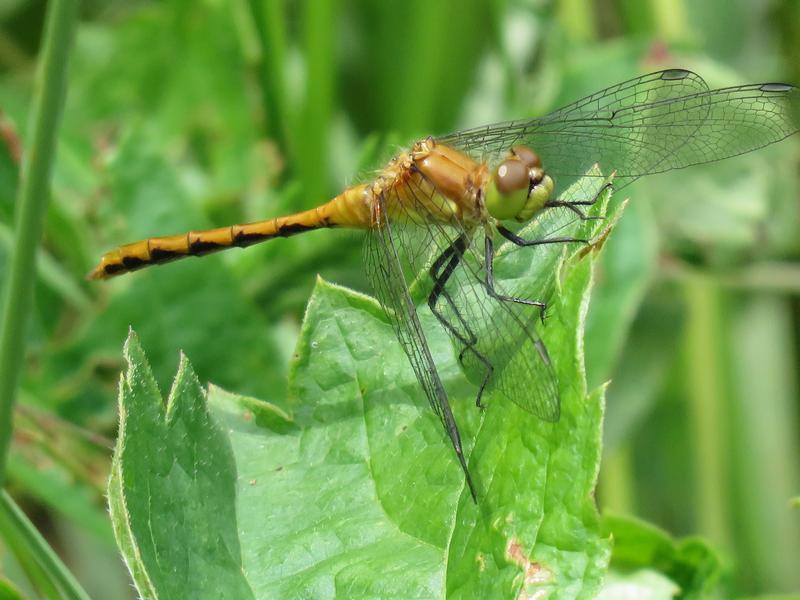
[0,491,90,600]
[0,0,77,481]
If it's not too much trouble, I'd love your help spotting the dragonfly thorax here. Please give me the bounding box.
[485,146,554,223]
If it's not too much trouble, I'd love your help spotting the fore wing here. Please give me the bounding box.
[438,69,799,195]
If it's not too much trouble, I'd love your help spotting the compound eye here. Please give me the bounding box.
[511,145,542,169]
[495,158,529,195]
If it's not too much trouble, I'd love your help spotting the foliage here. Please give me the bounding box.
[110,174,617,598]
[601,512,724,598]
[0,0,797,598]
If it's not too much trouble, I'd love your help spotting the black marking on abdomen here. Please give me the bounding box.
[104,263,126,276]
[149,248,184,264]
[189,240,228,255]
[121,255,148,270]
[278,222,319,236]
[232,231,277,247]
[278,218,335,237]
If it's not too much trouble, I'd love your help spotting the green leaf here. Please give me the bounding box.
[597,569,680,600]
[601,512,724,598]
[0,576,25,600]
[108,331,253,600]
[109,176,623,597]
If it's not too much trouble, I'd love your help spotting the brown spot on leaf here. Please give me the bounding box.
[506,538,552,588]
[475,553,486,572]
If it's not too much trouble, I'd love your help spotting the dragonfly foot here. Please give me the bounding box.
[545,201,602,221]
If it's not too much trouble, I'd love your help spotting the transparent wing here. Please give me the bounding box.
[438,69,799,196]
[363,194,477,497]
[365,177,560,423]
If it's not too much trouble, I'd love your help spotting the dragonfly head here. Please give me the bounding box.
[485,146,554,222]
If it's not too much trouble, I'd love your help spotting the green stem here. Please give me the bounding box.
[683,279,731,549]
[663,258,800,295]
[0,491,90,600]
[0,0,77,483]
[246,0,290,156]
[729,294,800,590]
[652,0,692,43]
[599,445,635,515]
[296,0,335,207]
[3,519,62,600]
[556,0,596,42]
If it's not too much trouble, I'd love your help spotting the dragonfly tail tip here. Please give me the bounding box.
[85,265,107,281]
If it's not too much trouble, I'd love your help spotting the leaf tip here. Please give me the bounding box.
[122,328,147,373]
[166,349,205,417]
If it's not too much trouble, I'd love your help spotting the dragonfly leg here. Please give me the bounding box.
[570,182,614,205]
[543,182,613,220]
[428,236,493,409]
[543,201,603,221]
[496,224,588,248]
[484,235,548,324]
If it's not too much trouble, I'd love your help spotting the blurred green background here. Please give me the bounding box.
[0,0,798,597]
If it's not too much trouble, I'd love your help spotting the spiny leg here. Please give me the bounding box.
[496,224,588,249]
[428,236,494,409]
[484,235,549,323]
[491,219,595,321]
[543,182,613,220]
[429,240,477,351]
[435,282,487,376]
[493,184,605,318]
[543,201,603,221]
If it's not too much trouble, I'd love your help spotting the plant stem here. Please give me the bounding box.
[662,258,800,295]
[556,0,596,42]
[3,519,62,600]
[0,0,77,483]
[599,445,635,514]
[296,0,335,207]
[652,0,692,43]
[730,294,800,590]
[683,279,731,549]
[246,0,290,156]
[0,491,90,600]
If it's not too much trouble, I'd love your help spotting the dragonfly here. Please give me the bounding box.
[90,69,799,502]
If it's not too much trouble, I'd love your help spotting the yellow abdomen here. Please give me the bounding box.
[88,184,371,280]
